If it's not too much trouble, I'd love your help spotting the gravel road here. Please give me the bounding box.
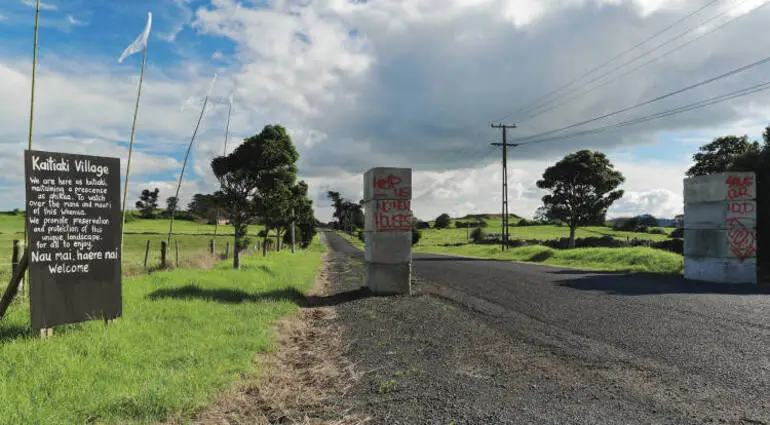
[321,231,770,425]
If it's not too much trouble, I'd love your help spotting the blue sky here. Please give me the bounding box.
[2,0,770,221]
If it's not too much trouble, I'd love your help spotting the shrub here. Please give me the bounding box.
[416,221,431,229]
[358,231,366,242]
[434,213,451,229]
[518,219,530,227]
[470,227,486,243]
[411,227,421,245]
[479,220,488,228]
[670,228,684,238]
[649,228,666,235]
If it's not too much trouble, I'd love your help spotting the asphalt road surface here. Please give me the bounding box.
[320,234,770,424]
[321,232,770,425]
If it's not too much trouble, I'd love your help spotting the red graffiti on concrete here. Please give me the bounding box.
[726,217,757,261]
[373,174,411,199]
[726,201,756,215]
[725,175,754,200]
[375,200,413,231]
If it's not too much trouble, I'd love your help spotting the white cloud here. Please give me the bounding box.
[3,0,770,223]
[157,0,193,42]
[19,0,57,11]
[0,13,7,21]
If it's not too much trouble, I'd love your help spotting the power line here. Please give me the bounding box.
[511,51,770,143]
[516,79,770,147]
[505,0,724,121]
[521,0,770,123]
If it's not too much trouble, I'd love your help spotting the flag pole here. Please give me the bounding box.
[214,101,232,238]
[168,94,209,244]
[121,43,149,253]
[21,0,41,294]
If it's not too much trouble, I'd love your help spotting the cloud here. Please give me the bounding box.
[19,0,57,11]
[0,13,7,21]
[157,0,193,42]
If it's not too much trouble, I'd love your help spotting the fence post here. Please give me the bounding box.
[175,240,179,267]
[225,241,230,260]
[290,207,296,254]
[143,240,150,270]
[11,240,20,281]
[209,239,215,255]
[160,241,167,269]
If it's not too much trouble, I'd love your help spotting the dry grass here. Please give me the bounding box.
[169,254,371,425]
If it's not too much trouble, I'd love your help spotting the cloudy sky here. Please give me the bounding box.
[2,0,770,222]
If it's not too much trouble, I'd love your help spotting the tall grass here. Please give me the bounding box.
[0,248,323,425]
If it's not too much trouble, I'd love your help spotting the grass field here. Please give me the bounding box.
[0,246,323,425]
[413,244,683,274]
[336,219,683,274]
[0,215,268,283]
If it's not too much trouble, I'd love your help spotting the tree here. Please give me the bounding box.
[135,188,159,218]
[470,227,486,243]
[434,213,451,229]
[636,214,658,228]
[686,135,760,177]
[411,226,422,245]
[326,191,363,232]
[187,193,222,224]
[165,196,178,217]
[278,181,317,249]
[536,150,625,249]
[212,124,299,268]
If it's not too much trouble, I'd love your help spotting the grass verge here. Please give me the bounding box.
[413,244,684,274]
[0,248,323,425]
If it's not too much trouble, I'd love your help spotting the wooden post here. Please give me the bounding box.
[290,207,296,254]
[209,239,215,254]
[175,240,179,267]
[143,240,150,270]
[160,241,167,269]
[257,240,261,252]
[225,241,230,260]
[0,250,29,320]
[11,240,20,281]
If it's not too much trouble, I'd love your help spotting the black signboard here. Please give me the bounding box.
[24,150,122,329]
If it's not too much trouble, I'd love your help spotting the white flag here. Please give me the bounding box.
[181,73,218,111]
[118,12,152,63]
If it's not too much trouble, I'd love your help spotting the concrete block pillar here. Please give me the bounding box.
[363,167,413,295]
[683,172,758,283]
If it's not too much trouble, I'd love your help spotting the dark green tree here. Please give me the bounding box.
[135,188,159,218]
[212,124,299,268]
[165,196,178,217]
[278,181,317,249]
[536,150,625,248]
[434,213,451,229]
[187,193,222,224]
[686,135,760,177]
[326,191,363,232]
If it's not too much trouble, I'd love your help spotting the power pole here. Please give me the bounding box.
[491,123,517,252]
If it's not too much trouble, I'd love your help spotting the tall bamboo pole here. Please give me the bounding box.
[168,95,209,244]
[214,101,232,238]
[120,44,149,253]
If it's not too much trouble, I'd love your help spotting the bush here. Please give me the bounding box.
[649,228,666,235]
[479,220,488,228]
[358,231,365,242]
[670,228,684,238]
[517,219,530,227]
[412,227,421,245]
[470,227,486,243]
[434,213,451,229]
[416,221,431,229]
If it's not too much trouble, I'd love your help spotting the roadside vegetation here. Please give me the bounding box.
[0,245,323,425]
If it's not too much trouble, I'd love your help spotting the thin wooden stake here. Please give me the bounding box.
[175,239,179,267]
[143,239,150,270]
[209,239,215,254]
[225,241,230,260]
[160,241,167,269]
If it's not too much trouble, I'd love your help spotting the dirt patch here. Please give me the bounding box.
[166,253,370,425]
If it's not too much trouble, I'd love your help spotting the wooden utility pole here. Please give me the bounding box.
[491,123,517,252]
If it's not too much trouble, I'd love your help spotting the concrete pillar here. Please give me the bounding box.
[363,167,413,295]
[683,172,757,283]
